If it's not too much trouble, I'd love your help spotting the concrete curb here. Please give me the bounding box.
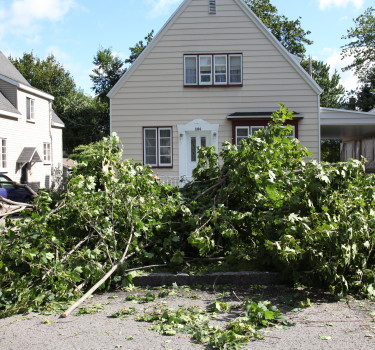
[133,271,285,287]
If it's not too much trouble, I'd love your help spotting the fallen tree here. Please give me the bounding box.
[0,135,185,318]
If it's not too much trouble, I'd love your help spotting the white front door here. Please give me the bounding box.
[178,119,219,182]
[186,132,211,178]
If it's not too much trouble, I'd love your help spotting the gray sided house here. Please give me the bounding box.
[109,0,322,183]
[0,51,64,190]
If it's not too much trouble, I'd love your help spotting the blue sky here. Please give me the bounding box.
[0,0,372,94]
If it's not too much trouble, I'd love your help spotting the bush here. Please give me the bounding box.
[185,104,374,296]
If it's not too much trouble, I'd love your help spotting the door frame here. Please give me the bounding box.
[177,119,219,181]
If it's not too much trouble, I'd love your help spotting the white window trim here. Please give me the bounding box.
[235,126,266,144]
[27,97,35,121]
[214,55,227,85]
[158,127,172,167]
[184,54,242,86]
[199,55,212,85]
[235,126,249,145]
[144,127,173,167]
[184,55,198,86]
[229,54,243,85]
[0,138,7,170]
[43,142,51,163]
[251,126,265,134]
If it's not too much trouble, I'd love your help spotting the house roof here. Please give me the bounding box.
[0,51,31,86]
[0,91,21,117]
[51,110,65,128]
[320,107,375,139]
[108,0,322,98]
[16,147,42,165]
[0,51,54,101]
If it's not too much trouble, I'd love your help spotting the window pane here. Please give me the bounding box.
[214,55,227,84]
[200,56,212,84]
[160,155,171,164]
[251,126,265,135]
[200,56,211,66]
[159,129,171,138]
[146,153,157,164]
[237,128,249,136]
[144,129,157,165]
[191,137,196,162]
[1,139,6,168]
[236,127,249,145]
[185,56,197,84]
[229,55,242,84]
[160,138,171,146]
[201,136,206,148]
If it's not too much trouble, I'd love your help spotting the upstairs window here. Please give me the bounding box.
[0,138,7,169]
[144,127,172,167]
[26,98,35,121]
[184,54,242,86]
[43,142,51,163]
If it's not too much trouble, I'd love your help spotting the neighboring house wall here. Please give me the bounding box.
[0,53,64,190]
[110,0,321,180]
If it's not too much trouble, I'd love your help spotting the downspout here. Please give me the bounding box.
[317,94,321,162]
[49,100,54,184]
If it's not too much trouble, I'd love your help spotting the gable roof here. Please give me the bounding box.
[0,91,21,117]
[108,0,322,98]
[0,51,54,100]
[51,110,65,128]
[0,51,31,86]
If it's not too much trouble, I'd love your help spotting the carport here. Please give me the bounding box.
[320,108,375,171]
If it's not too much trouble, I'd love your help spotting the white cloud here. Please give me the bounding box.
[0,0,75,40]
[146,0,181,18]
[325,50,359,91]
[318,0,364,10]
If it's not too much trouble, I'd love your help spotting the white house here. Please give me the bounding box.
[0,51,64,190]
[108,0,323,183]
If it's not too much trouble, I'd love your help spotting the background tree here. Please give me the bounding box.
[301,59,345,108]
[59,91,109,154]
[90,47,126,104]
[245,0,313,58]
[9,52,76,114]
[341,7,375,82]
[126,30,154,65]
[354,72,375,112]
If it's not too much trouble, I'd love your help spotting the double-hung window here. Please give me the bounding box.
[43,142,51,163]
[0,138,7,170]
[235,126,265,144]
[184,54,242,86]
[26,97,35,121]
[144,127,172,167]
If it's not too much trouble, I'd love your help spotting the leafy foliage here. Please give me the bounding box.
[9,52,76,114]
[245,0,312,58]
[184,105,375,296]
[134,298,286,349]
[59,90,109,154]
[341,7,375,81]
[90,47,126,103]
[126,30,154,65]
[0,135,182,318]
[300,59,345,108]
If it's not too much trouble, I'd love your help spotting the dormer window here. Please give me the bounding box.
[26,98,35,121]
[184,54,242,87]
